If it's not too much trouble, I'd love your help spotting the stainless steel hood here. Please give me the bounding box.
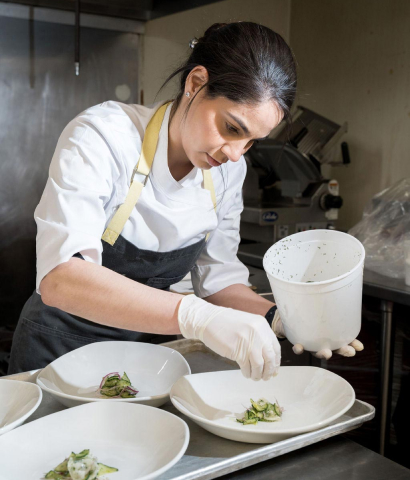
[1,0,224,21]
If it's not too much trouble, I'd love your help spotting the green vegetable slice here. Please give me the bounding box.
[70,449,90,460]
[120,390,136,398]
[243,418,258,425]
[53,459,68,473]
[100,386,122,397]
[250,398,268,411]
[103,376,120,388]
[117,372,131,387]
[45,471,68,480]
[98,463,119,475]
[262,410,280,422]
[274,403,282,416]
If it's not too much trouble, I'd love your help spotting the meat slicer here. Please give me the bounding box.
[238,106,350,268]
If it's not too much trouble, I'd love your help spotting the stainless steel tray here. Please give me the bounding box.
[3,339,375,480]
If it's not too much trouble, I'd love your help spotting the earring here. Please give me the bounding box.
[185,92,190,98]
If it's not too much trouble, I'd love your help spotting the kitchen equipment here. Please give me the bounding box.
[239,106,350,269]
[263,229,365,352]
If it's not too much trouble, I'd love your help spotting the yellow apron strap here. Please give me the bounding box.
[101,181,144,245]
[102,103,170,246]
[101,101,218,247]
[132,102,170,178]
[203,169,217,210]
[203,169,217,241]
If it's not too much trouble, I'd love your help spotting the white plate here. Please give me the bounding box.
[0,401,189,480]
[37,341,191,408]
[170,367,355,444]
[0,379,42,436]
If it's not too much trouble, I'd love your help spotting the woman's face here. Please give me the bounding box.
[180,90,283,170]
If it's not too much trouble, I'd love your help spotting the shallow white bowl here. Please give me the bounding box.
[37,341,191,408]
[0,401,189,480]
[0,379,42,435]
[170,367,355,444]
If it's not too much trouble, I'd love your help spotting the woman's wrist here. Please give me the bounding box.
[264,305,277,327]
[265,305,286,340]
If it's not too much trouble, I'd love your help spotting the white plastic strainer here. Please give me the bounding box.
[263,230,365,351]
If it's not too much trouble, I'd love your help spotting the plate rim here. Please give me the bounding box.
[36,341,191,404]
[0,379,43,435]
[170,366,356,436]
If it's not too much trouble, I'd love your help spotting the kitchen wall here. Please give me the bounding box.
[142,0,410,232]
[0,16,139,332]
[141,0,291,104]
[290,0,410,231]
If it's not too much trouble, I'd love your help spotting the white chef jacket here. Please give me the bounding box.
[35,101,250,297]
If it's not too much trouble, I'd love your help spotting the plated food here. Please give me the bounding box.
[44,449,117,480]
[99,372,138,398]
[237,398,283,425]
[170,367,355,443]
[0,402,189,480]
[36,341,191,408]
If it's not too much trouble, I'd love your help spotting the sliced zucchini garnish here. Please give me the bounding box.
[250,398,268,411]
[100,371,138,398]
[45,471,68,480]
[273,403,282,416]
[70,449,90,460]
[120,390,135,398]
[103,375,121,388]
[98,463,119,475]
[243,418,258,425]
[237,398,283,426]
[54,458,68,473]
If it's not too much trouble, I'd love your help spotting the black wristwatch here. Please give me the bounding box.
[265,305,286,341]
[265,305,277,327]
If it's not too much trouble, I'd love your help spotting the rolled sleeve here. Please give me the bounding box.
[192,163,250,298]
[35,116,121,294]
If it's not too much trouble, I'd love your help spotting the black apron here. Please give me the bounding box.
[8,102,216,374]
[8,236,206,374]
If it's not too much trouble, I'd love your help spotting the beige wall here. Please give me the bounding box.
[142,0,410,232]
[290,0,410,231]
[141,0,291,104]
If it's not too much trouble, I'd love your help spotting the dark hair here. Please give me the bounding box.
[160,22,297,123]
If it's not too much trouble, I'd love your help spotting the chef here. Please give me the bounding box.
[8,22,362,378]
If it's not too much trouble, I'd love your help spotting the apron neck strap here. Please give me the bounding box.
[102,102,216,246]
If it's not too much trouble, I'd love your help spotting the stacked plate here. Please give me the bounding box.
[0,379,42,435]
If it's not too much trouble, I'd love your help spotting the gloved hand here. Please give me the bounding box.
[271,308,364,360]
[178,295,281,381]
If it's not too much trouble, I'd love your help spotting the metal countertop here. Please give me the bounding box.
[224,435,410,480]
[363,269,410,306]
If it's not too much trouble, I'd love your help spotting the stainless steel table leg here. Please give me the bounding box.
[379,300,394,456]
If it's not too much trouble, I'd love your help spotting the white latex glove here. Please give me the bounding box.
[271,309,364,360]
[178,295,281,381]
